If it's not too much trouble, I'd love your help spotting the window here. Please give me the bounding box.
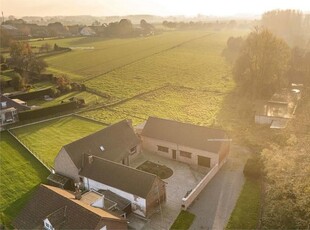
[180,150,192,158]
[130,146,137,155]
[157,145,169,153]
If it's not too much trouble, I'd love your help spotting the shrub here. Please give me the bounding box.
[243,155,261,179]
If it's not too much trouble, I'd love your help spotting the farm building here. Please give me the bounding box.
[80,155,166,217]
[54,119,141,182]
[255,85,302,128]
[13,184,128,230]
[0,94,30,127]
[139,117,230,168]
[80,26,96,36]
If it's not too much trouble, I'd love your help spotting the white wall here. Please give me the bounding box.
[83,177,146,217]
[181,157,227,209]
[142,136,219,167]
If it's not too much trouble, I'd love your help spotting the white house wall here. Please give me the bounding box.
[141,137,219,167]
[83,177,146,217]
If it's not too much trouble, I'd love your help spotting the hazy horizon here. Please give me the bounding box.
[1,0,310,18]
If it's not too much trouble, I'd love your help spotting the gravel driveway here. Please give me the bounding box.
[188,145,251,230]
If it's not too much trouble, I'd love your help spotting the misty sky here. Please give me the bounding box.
[1,0,309,17]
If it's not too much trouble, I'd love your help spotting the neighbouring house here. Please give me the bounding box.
[139,117,230,168]
[80,155,166,217]
[54,119,141,182]
[80,26,96,36]
[255,85,302,128]
[0,94,30,127]
[13,184,128,230]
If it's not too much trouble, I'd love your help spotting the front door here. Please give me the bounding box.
[172,150,176,160]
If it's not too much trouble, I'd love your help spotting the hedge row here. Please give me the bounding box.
[243,155,261,180]
[9,88,52,101]
[18,101,78,121]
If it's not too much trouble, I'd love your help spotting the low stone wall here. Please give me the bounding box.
[181,157,227,210]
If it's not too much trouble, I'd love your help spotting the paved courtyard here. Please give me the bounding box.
[129,151,209,230]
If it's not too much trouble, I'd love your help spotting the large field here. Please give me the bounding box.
[11,116,105,167]
[33,31,220,81]
[0,132,49,226]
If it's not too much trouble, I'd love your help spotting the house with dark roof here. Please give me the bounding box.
[80,155,166,217]
[54,119,141,182]
[139,117,230,168]
[13,184,127,230]
[0,94,30,127]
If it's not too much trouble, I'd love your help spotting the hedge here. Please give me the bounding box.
[243,155,261,180]
[18,101,78,121]
[9,88,52,101]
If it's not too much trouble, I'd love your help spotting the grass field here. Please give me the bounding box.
[0,131,49,227]
[11,116,105,167]
[38,30,243,81]
[82,86,226,126]
[225,179,261,229]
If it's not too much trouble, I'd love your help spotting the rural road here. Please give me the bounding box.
[188,145,251,230]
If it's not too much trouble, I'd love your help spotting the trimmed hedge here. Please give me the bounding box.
[243,155,261,179]
[9,88,52,101]
[18,101,78,121]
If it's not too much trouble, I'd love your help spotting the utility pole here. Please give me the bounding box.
[1,11,4,24]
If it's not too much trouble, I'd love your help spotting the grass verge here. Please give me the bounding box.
[225,178,261,229]
[170,210,196,230]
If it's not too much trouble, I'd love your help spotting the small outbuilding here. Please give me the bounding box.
[140,117,230,168]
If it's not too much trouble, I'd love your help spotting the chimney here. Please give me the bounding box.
[74,187,82,200]
[88,155,93,164]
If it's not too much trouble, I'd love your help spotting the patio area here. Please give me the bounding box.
[128,151,210,230]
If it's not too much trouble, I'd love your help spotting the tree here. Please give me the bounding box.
[233,28,291,99]
[222,36,244,64]
[10,41,47,74]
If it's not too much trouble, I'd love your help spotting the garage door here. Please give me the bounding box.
[198,156,211,167]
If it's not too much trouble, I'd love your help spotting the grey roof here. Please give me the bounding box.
[12,185,126,230]
[80,155,157,198]
[62,119,140,169]
[0,94,30,111]
[141,117,228,153]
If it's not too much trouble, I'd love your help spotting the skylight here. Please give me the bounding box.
[100,146,105,151]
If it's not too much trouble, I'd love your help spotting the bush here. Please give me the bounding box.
[243,155,261,179]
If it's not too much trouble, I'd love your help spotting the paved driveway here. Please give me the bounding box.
[188,145,251,230]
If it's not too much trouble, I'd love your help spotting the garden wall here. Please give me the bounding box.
[181,157,227,210]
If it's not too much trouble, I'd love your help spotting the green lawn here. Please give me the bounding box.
[170,210,196,230]
[11,116,105,167]
[0,131,49,227]
[225,179,261,229]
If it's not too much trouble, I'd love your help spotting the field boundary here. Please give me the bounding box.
[73,114,110,126]
[7,130,51,171]
[8,113,74,130]
[82,33,214,83]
